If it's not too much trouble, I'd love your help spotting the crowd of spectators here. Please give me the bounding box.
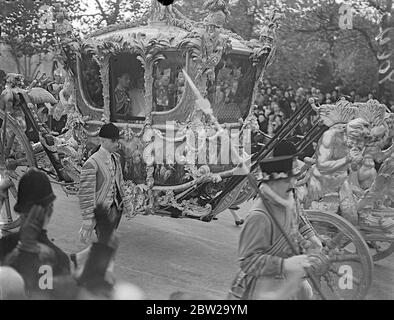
[253,79,394,139]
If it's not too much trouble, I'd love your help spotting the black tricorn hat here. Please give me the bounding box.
[14,168,56,213]
[260,140,299,181]
[99,123,120,139]
[258,155,296,181]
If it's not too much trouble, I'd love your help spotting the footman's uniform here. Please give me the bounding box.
[78,123,132,240]
[228,141,319,300]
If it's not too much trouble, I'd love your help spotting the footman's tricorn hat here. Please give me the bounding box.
[258,140,300,181]
[99,123,120,140]
[14,168,56,213]
[258,155,296,181]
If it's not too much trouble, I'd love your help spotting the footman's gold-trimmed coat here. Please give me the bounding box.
[78,146,131,221]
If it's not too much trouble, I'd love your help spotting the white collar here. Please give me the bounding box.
[255,183,295,211]
[98,146,113,159]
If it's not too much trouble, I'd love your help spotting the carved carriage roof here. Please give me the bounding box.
[87,24,252,54]
[82,0,275,55]
[54,0,280,126]
[54,0,280,73]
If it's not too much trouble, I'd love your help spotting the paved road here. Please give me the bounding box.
[27,184,394,299]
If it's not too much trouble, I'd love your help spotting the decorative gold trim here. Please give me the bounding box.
[76,57,104,113]
[99,55,111,122]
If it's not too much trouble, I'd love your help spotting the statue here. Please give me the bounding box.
[355,116,394,211]
[307,100,360,225]
[340,102,394,210]
[197,0,231,82]
[307,99,394,234]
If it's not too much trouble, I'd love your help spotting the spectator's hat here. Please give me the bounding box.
[14,168,56,213]
[99,123,120,140]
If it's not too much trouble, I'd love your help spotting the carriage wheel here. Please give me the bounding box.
[304,210,373,300]
[0,110,36,231]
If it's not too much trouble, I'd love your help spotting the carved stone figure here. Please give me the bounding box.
[348,102,394,210]
[308,101,360,225]
[307,99,394,234]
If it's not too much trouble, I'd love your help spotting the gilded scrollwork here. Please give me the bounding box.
[51,0,278,219]
[155,189,212,219]
[99,55,111,121]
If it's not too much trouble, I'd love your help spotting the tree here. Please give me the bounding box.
[276,0,393,95]
[77,0,151,35]
[0,0,81,80]
[178,0,392,95]
[268,0,383,92]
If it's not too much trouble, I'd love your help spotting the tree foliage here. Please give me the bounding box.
[0,0,81,79]
[178,0,392,94]
[0,0,392,93]
[76,0,151,34]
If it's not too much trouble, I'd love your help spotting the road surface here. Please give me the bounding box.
[8,184,394,299]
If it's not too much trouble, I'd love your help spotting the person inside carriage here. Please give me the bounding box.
[114,72,146,120]
[114,73,133,119]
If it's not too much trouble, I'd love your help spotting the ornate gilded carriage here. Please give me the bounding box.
[54,0,278,219]
[2,0,394,300]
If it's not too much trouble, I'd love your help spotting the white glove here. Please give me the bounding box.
[283,255,312,276]
[79,219,96,244]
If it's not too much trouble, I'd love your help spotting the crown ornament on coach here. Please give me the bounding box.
[203,0,230,28]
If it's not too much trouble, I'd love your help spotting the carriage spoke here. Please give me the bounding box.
[331,232,346,247]
[329,254,361,263]
[322,273,343,300]
[0,195,13,223]
[4,196,13,222]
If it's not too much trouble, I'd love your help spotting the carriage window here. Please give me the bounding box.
[152,51,185,112]
[208,54,256,122]
[110,52,145,122]
[80,52,104,108]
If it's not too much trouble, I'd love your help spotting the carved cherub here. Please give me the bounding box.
[5,73,25,89]
[307,102,363,225]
